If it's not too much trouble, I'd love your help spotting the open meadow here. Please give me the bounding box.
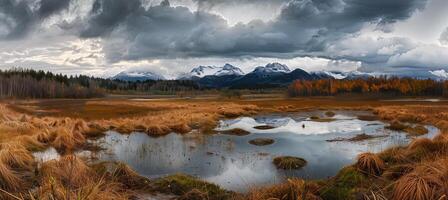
[0,95,447,200]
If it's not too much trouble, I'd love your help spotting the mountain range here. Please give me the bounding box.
[112,71,165,82]
[178,64,244,80]
[112,63,448,89]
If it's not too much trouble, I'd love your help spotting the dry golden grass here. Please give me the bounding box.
[40,155,93,188]
[0,100,261,198]
[393,159,448,200]
[356,153,385,176]
[111,162,151,189]
[0,163,23,192]
[244,178,321,200]
[0,142,35,193]
[34,156,131,200]
[0,143,35,171]
[51,127,86,153]
[1,98,448,199]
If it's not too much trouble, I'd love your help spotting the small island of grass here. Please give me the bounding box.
[273,156,307,170]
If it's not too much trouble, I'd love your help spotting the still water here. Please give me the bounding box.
[34,111,439,192]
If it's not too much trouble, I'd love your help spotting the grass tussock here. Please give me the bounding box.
[386,121,410,131]
[51,127,86,153]
[356,153,385,176]
[111,162,151,189]
[40,155,93,188]
[31,157,132,200]
[248,138,275,146]
[406,125,429,136]
[219,128,251,136]
[319,166,368,200]
[325,111,336,117]
[273,156,307,170]
[393,159,448,200]
[0,143,35,171]
[244,178,321,200]
[152,174,234,200]
[357,115,379,121]
[0,163,24,192]
[253,125,276,130]
[0,142,36,193]
[386,121,429,136]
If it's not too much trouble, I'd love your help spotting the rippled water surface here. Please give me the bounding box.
[34,111,439,192]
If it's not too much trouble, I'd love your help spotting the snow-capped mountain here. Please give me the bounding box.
[310,71,379,80]
[215,64,245,76]
[252,63,291,74]
[190,66,221,77]
[180,64,244,79]
[112,71,165,82]
[310,71,348,79]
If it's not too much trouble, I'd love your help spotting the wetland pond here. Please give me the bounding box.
[34,110,439,192]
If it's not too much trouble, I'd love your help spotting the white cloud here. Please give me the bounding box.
[386,45,448,69]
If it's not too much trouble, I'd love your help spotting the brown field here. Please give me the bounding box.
[0,95,447,199]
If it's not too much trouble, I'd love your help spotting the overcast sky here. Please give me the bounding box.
[1,0,448,78]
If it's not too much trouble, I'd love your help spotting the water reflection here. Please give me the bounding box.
[33,111,439,192]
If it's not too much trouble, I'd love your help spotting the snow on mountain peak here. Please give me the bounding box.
[183,64,244,79]
[215,64,244,76]
[253,63,291,74]
[113,71,165,81]
[189,66,220,77]
[429,69,448,79]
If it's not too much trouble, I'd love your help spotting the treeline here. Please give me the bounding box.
[288,77,448,97]
[0,69,200,99]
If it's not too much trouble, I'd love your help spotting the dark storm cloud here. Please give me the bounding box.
[0,0,431,69]
[192,0,287,11]
[80,0,142,38]
[84,0,427,63]
[38,0,71,18]
[0,0,34,39]
[0,0,72,39]
[440,27,448,45]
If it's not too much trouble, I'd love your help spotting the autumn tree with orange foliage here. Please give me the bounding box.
[288,77,448,97]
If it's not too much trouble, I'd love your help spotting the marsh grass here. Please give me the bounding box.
[152,174,234,200]
[244,178,321,200]
[253,125,276,130]
[273,156,307,170]
[248,138,275,146]
[319,166,368,200]
[405,125,429,136]
[1,100,448,199]
[393,159,448,200]
[219,128,250,136]
[0,143,36,193]
[386,121,409,131]
[357,115,379,121]
[356,153,385,176]
[325,111,336,117]
[111,163,151,189]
